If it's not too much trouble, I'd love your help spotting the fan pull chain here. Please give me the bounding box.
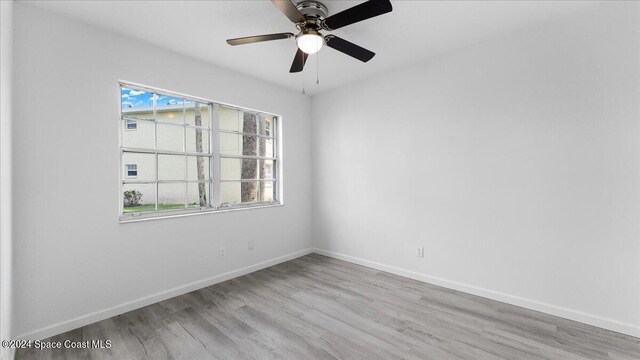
[301,50,306,94]
[316,38,320,85]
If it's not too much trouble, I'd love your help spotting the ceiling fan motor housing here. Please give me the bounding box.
[296,1,329,19]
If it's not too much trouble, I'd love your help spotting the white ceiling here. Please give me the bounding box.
[26,0,594,95]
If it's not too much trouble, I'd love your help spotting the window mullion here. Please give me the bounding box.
[153,93,159,212]
[211,104,221,209]
[183,99,188,210]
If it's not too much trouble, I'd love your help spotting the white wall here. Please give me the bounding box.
[312,2,640,336]
[12,3,312,339]
[0,1,14,357]
[9,0,640,342]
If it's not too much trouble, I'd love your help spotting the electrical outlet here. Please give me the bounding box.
[219,247,226,258]
[417,246,424,258]
[248,240,255,250]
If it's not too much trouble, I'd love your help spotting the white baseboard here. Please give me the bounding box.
[16,248,313,342]
[313,248,640,338]
[14,246,640,344]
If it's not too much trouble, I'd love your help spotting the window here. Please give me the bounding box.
[125,164,138,177]
[126,119,137,130]
[120,83,280,220]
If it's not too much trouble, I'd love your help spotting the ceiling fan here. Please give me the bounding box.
[226,0,393,73]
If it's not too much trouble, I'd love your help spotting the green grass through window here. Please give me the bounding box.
[123,204,190,213]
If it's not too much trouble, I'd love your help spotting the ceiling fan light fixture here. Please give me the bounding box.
[226,0,394,73]
[296,29,323,54]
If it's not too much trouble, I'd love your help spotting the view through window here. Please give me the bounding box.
[120,83,279,219]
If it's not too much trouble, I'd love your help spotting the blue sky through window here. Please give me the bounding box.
[121,87,190,109]
[121,87,152,109]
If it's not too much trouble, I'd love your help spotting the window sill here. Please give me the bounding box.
[119,202,283,224]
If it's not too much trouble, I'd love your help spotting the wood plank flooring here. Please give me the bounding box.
[16,254,640,359]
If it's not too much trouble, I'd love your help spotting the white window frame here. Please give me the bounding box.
[119,81,282,223]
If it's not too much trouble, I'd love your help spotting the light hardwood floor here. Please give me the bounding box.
[16,254,640,359]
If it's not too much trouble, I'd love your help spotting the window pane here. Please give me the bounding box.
[220,182,241,206]
[187,182,211,208]
[186,128,210,154]
[220,133,272,157]
[221,158,252,180]
[241,111,258,135]
[121,88,154,119]
[221,159,273,180]
[264,164,272,179]
[261,181,275,202]
[157,123,184,152]
[219,107,240,132]
[220,132,241,156]
[220,181,275,206]
[258,115,273,136]
[158,155,185,181]
[122,119,154,149]
[264,137,274,158]
[260,160,274,180]
[158,183,186,211]
[186,102,210,128]
[187,156,210,182]
[156,95,184,125]
[156,94,184,107]
[123,153,155,181]
[123,183,156,213]
[237,135,269,156]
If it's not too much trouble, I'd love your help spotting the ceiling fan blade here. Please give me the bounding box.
[227,32,294,46]
[271,0,306,23]
[325,35,375,62]
[322,0,392,31]
[290,48,309,73]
